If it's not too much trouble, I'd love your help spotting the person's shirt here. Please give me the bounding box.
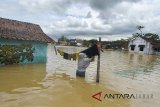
[77,53,91,72]
[80,44,99,58]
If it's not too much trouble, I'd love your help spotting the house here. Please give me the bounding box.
[76,39,83,47]
[58,40,69,46]
[128,36,160,55]
[69,39,82,46]
[69,39,77,46]
[0,17,55,65]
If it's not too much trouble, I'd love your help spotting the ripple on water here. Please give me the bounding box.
[0,47,160,107]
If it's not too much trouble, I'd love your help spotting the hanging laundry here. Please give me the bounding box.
[57,49,64,56]
[75,53,79,60]
[63,52,69,60]
[72,53,76,61]
[57,49,80,61]
[68,54,72,60]
[57,49,60,54]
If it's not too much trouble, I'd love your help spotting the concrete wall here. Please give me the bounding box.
[128,37,153,54]
[0,38,48,64]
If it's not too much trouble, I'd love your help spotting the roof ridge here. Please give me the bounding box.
[0,17,54,43]
[0,17,39,26]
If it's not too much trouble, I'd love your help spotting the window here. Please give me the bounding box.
[139,47,144,51]
[131,46,135,51]
[138,45,145,51]
[130,45,135,51]
[153,47,160,52]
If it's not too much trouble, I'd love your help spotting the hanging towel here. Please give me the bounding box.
[63,52,69,60]
[57,49,60,54]
[68,54,72,60]
[59,50,64,56]
[75,53,79,60]
[72,53,76,61]
[81,44,99,58]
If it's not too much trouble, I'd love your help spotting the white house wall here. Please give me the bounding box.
[147,42,154,54]
[129,37,153,54]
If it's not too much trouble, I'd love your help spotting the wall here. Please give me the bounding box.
[46,43,58,74]
[0,38,48,64]
[128,37,153,54]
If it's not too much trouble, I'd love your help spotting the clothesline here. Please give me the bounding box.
[56,44,100,61]
[57,49,79,61]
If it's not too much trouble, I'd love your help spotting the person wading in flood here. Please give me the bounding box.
[76,43,102,77]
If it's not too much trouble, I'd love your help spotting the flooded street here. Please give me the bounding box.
[0,46,160,107]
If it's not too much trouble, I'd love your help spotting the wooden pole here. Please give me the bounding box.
[54,45,57,55]
[96,37,101,83]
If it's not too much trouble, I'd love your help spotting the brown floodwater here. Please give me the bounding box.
[0,46,160,107]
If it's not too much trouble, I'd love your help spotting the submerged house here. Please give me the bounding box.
[128,36,160,55]
[0,17,54,65]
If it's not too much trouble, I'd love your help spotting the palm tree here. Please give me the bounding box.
[136,25,144,36]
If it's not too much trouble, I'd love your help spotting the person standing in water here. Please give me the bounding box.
[76,43,101,77]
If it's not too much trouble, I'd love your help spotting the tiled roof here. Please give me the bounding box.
[0,17,54,43]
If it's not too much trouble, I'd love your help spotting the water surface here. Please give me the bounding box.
[0,46,160,107]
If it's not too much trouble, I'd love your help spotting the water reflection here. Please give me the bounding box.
[116,53,159,79]
[0,64,46,92]
[0,65,130,107]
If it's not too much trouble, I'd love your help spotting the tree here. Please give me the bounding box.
[82,39,98,47]
[144,33,159,40]
[58,35,69,42]
[89,39,98,46]
[136,25,144,36]
[82,40,89,47]
[132,33,142,38]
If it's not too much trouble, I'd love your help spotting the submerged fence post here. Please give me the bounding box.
[96,37,101,83]
[54,45,57,55]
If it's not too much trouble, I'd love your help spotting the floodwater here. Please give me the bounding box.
[0,46,160,107]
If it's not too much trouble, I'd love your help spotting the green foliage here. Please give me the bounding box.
[136,25,144,36]
[82,40,89,47]
[134,25,159,40]
[0,44,35,65]
[104,39,128,49]
[58,35,69,42]
[144,33,159,40]
[82,39,98,47]
[89,39,98,46]
[137,25,144,30]
[132,33,142,38]
[132,33,159,40]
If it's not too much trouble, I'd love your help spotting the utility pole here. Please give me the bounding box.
[96,37,101,83]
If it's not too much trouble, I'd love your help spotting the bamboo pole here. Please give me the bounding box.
[54,45,57,55]
[96,37,101,83]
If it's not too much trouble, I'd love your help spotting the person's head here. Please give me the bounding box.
[96,42,104,52]
[96,42,101,49]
